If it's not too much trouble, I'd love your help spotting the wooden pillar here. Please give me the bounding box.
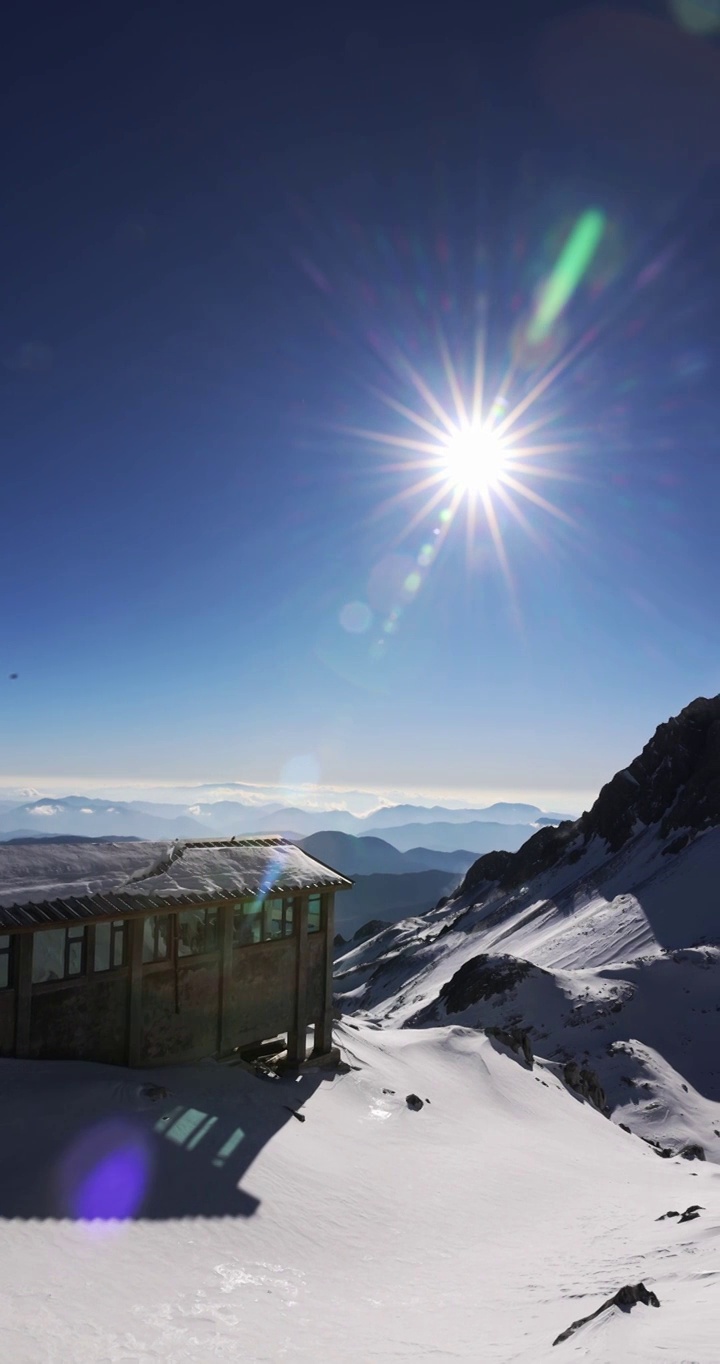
[217,905,234,1056]
[127,917,144,1067]
[14,932,33,1058]
[286,895,308,1066]
[313,892,335,1056]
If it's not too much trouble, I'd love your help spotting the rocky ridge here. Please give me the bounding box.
[461,694,720,897]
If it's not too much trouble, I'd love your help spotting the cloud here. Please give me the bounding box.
[79,808,94,815]
[28,804,61,816]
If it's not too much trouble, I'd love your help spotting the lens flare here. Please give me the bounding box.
[56,1120,153,1220]
[527,209,606,345]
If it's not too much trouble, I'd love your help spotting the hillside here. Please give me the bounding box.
[335,696,720,1166]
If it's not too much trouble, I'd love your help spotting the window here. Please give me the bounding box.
[232,898,295,946]
[177,908,218,957]
[142,915,171,964]
[233,902,263,947]
[266,898,284,939]
[32,926,86,984]
[307,895,322,934]
[0,935,13,990]
[95,920,126,972]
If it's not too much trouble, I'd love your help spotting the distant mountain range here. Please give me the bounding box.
[297,831,475,877]
[0,794,569,854]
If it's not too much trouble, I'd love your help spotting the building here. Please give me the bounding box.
[0,837,352,1067]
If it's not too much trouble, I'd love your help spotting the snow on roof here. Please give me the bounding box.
[0,837,352,929]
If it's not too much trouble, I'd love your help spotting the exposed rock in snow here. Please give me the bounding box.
[562,1060,608,1115]
[485,1025,534,1068]
[679,1142,705,1161]
[552,1282,660,1347]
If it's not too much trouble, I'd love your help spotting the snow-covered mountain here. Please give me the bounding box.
[335,695,720,1166]
[1,698,719,1360]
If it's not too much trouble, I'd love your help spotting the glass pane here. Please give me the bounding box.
[155,916,170,961]
[284,900,294,936]
[32,929,66,983]
[68,924,84,941]
[67,939,84,976]
[142,916,169,963]
[0,955,8,989]
[95,922,111,972]
[205,908,218,951]
[307,895,321,934]
[177,910,204,957]
[265,899,283,940]
[0,935,9,949]
[111,923,125,968]
[142,917,157,963]
[233,903,262,946]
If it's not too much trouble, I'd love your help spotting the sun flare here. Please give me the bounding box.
[442,426,508,494]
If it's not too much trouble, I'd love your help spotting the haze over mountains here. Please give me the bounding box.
[0,793,567,850]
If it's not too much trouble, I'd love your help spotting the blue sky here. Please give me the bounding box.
[2,0,720,809]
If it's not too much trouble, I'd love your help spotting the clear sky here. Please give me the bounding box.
[2,0,720,809]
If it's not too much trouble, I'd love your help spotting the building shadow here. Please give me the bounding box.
[0,1057,328,1220]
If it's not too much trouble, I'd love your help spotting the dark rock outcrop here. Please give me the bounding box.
[353,919,391,944]
[485,1025,534,1068]
[461,694,720,897]
[642,1135,674,1158]
[679,1143,705,1161]
[562,1061,608,1115]
[553,1282,660,1346]
[405,1093,424,1111]
[436,953,537,1014]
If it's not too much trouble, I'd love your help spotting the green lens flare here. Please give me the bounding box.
[527,209,606,344]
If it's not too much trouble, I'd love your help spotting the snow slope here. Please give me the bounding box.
[1,1022,718,1362]
[335,824,720,1162]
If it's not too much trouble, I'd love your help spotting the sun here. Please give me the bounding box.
[442,425,508,494]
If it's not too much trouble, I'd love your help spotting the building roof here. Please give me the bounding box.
[0,837,352,930]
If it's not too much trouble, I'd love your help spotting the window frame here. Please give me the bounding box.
[142,913,173,966]
[232,896,297,948]
[307,894,322,934]
[65,923,86,977]
[93,919,127,973]
[31,925,88,986]
[0,933,13,990]
[176,906,219,959]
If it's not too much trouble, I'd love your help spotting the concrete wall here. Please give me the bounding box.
[28,975,128,1064]
[0,992,15,1055]
[223,939,296,1051]
[306,934,327,1022]
[141,958,221,1064]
